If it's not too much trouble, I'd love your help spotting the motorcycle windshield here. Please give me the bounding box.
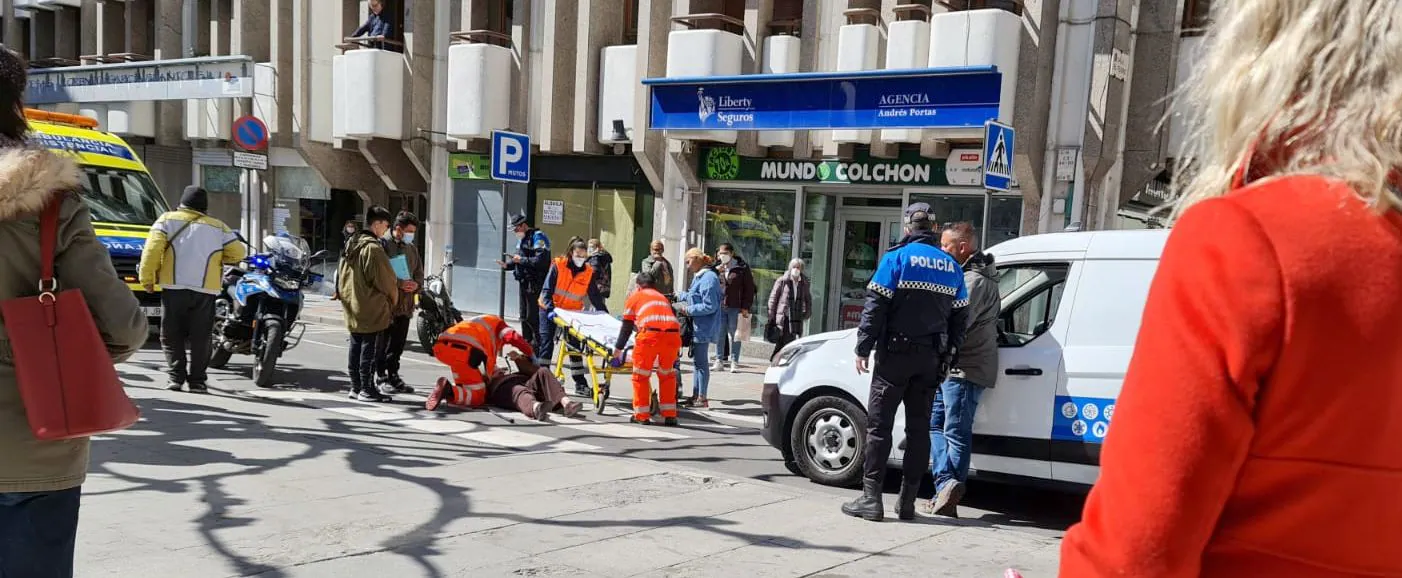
[263,234,311,271]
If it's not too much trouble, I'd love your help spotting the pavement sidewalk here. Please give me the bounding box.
[87,373,1060,578]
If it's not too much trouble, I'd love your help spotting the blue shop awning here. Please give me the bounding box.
[643,66,1001,131]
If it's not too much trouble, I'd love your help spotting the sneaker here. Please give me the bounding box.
[930,480,966,518]
[559,399,583,418]
[356,391,392,403]
[527,398,549,420]
[728,361,738,373]
[630,416,652,426]
[663,417,679,427]
[710,359,724,371]
[377,383,399,397]
[165,381,184,392]
[187,383,209,394]
[391,377,414,394]
[349,390,360,400]
[695,396,710,409]
[574,385,591,397]
[426,377,451,411]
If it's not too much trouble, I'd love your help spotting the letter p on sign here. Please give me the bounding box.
[491,130,531,183]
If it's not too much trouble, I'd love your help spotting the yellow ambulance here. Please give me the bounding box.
[25,109,170,325]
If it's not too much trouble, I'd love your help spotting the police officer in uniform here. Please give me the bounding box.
[498,214,552,355]
[842,203,970,522]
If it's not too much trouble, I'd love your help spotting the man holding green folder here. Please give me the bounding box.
[377,211,424,395]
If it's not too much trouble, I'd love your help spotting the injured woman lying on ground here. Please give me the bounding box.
[427,348,584,421]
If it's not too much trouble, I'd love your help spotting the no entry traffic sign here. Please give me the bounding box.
[231,115,269,152]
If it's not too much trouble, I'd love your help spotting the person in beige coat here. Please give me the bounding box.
[0,48,147,578]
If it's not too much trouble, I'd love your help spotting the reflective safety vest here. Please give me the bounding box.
[624,288,680,333]
[434,314,517,388]
[548,256,595,311]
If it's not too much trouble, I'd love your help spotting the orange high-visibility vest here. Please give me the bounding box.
[547,256,595,311]
[624,288,680,333]
[433,315,520,407]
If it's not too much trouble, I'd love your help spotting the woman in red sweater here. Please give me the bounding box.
[1059,1,1402,577]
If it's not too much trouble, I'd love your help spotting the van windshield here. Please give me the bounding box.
[77,166,169,226]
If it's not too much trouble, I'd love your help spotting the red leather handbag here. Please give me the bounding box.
[0,198,139,440]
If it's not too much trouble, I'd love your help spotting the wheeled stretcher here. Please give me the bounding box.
[547,310,634,414]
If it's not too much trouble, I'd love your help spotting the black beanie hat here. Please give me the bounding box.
[180,185,209,213]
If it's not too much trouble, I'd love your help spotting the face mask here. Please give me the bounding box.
[515,231,526,240]
[572,256,586,267]
[791,268,802,278]
[589,248,599,256]
[345,227,356,235]
[402,232,415,244]
[718,254,732,264]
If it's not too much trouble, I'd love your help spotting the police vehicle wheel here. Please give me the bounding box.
[253,320,284,388]
[790,395,866,488]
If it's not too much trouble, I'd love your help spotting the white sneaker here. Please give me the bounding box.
[711,359,723,371]
[728,361,738,373]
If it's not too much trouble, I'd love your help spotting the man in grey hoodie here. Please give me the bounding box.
[925,222,1001,518]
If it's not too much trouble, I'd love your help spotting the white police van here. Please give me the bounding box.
[760,229,1169,489]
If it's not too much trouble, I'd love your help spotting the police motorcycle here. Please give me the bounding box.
[416,260,462,352]
[208,233,327,387]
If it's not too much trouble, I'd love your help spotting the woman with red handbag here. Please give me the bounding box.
[0,49,148,577]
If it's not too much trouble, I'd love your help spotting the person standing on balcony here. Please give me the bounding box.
[351,0,395,51]
[138,185,245,394]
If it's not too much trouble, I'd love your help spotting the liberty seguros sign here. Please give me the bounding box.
[646,67,1003,132]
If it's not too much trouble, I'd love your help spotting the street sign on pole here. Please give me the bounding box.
[982,121,1015,192]
[231,115,269,152]
[490,130,531,183]
[232,150,268,171]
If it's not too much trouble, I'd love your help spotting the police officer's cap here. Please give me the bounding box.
[904,202,934,225]
[510,213,529,228]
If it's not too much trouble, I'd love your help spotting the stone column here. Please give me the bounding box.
[55,7,80,60]
[570,0,623,154]
[126,0,152,56]
[154,0,185,146]
[80,0,99,56]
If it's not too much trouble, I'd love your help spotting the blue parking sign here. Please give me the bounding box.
[491,130,531,183]
[983,121,1015,192]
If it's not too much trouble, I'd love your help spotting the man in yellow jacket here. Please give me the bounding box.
[138,186,245,393]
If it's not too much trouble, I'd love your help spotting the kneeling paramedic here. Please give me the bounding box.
[843,202,969,522]
[613,271,682,426]
[427,314,533,410]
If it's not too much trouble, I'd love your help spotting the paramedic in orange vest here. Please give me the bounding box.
[426,314,534,410]
[538,238,608,395]
[613,270,682,426]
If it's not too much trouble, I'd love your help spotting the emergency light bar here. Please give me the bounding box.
[23,108,100,129]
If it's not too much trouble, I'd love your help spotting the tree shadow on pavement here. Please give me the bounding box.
[89,383,888,578]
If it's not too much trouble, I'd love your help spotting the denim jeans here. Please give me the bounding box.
[930,376,986,491]
[691,341,711,397]
[0,487,81,578]
[717,307,742,363]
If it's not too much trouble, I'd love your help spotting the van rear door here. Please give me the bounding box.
[971,259,1078,481]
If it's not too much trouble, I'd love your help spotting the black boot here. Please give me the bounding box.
[895,481,920,521]
[841,479,884,522]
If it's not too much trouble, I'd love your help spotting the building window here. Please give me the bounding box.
[704,189,798,329]
[908,193,1023,247]
[488,0,514,36]
[624,0,639,43]
[1182,0,1212,33]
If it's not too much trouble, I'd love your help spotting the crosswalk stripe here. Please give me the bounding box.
[453,429,598,453]
[548,416,691,441]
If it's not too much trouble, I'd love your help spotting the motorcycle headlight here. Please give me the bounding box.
[773,342,821,368]
[274,276,301,291]
[427,279,444,294]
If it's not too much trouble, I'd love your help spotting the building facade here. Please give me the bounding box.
[8,0,1210,333]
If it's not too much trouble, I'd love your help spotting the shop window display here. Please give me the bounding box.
[704,189,797,328]
[534,186,638,313]
[908,192,1023,247]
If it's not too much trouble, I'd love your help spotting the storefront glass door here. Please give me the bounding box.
[829,210,904,330]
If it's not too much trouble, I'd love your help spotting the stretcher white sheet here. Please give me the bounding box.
[552,309,634,351]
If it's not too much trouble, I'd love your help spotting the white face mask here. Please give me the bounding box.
[515,230,526,240]
[572,256,586,267]
[345,227,356,235]
[718,254,732,264]
[790,268,802,278]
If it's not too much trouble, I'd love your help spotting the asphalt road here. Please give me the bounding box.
[130,320,1087,540]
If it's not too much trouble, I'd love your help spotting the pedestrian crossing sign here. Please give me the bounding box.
[983,121,1015,192]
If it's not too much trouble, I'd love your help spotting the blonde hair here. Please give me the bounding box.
[684,247,713,266]
[1173,0,1402,219]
